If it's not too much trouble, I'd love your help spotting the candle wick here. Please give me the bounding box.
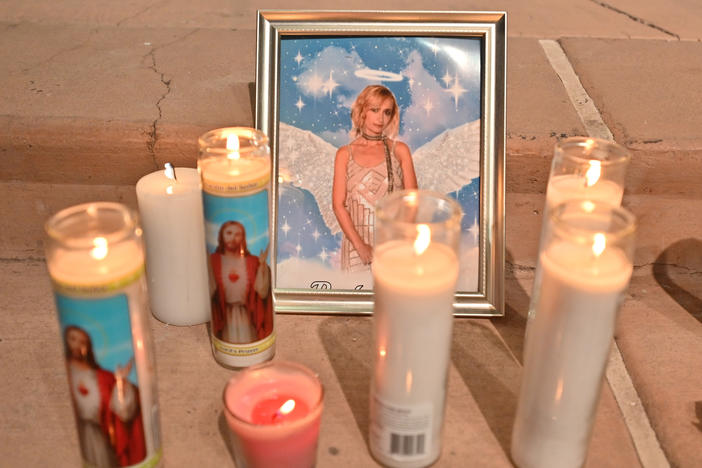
[271,409,286,423]
[165,162,177,181]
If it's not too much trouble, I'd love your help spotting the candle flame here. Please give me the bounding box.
[581,200,596,213]
[91,237,108,260]
[379,347,386,358]
[585,160,601,187]
[414,224,431,255]
[592,233,606,257]
[279,399,296,416]
[226,134,240,160]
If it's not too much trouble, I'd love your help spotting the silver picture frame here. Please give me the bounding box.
[256,10,505,316]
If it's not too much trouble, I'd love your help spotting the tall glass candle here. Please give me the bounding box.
[136,165,210,325]
[511,200,636,468]
[45,202,163,468]
[370,190,461,468]
[545,137,630,212]
[198,127,275,368]
[527,137,631,344]
[223,360,324,468]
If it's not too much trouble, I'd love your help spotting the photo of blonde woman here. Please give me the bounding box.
[333,85,418,272]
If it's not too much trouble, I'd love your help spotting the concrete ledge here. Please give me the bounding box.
[619,267,702,468]
[1,260,642,467]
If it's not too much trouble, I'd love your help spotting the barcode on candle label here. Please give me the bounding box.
[390,433,426,456]
[370,395,432,461]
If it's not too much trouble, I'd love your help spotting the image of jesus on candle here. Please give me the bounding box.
[210,220,273,344]
[63,325,146,468]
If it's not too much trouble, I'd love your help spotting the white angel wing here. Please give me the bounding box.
[412,119,481,194]
[277,123,341,234]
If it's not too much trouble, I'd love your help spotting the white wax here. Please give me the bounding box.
[370,240,459,468]
[546,175,623,211]
[136,168,210,326]
[199,157,270,195]
[511,241,633,468]
[48,239,144,288]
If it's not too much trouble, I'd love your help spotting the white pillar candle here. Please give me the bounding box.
[512,224,634,467]
[370,239,459,468]
[136,166,210,326]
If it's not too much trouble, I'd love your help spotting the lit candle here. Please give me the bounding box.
[545,172,623,211]
[544,137,629,212]
[370,191,461,468]
[511,201,636,468]
[223,361,323,468]
[136,165,210,325]
[45,202,163,467]
[527,137,630,346]
[198,127,275,368]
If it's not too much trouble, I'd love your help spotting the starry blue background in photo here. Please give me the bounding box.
[280,36,482,150]
[276,36,483,267]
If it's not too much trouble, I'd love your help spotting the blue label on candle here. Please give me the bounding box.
[202,189,275,351]
[54,287,161,467]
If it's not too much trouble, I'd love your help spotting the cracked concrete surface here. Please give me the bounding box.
[1,1,702,467]
[589,0,681,39]
[145,47,171,167]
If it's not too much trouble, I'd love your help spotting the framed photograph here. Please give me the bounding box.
[256,10,505,316]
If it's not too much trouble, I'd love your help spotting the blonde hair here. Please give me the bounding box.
[350,85,400,139]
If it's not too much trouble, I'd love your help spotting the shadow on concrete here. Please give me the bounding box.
[318,316,373,446]
[451,320,520,455]
[217,411,238,465]
[491,249,531,364]
[652,238,702,324]
[694,401,702,432]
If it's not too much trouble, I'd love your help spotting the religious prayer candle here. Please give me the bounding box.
[223,361,324,468]
[45,202,163,468]
[511,201,636,468]
[544,137,630,212]
[136,165,210,326]
[198,127,275,368]
[370,190,461,468]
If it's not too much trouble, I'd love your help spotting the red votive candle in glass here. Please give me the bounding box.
[223,360,324,468]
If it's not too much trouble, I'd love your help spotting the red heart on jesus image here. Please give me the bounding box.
[78,383,89,396]
[228,272,240,282]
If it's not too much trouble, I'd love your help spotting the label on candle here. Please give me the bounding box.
[201,176,275,367]
[370,395,432,461]
[52,270,163,468]
[200,158,271,196]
